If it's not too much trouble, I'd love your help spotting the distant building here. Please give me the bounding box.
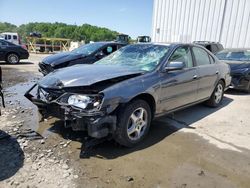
[152,0,250,48]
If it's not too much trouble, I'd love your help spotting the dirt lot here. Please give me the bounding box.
[0,54,250,188]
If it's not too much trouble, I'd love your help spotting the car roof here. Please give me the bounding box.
[220,48,250,52]
[132,42,205,48]
[137,36,150,37]
[1,32,18,35]
[93,41,126,45]
[0,39,16,45]
[193,41,221,44]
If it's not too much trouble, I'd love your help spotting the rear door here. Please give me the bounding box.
[159,46,199,111]
[192,46,219,100]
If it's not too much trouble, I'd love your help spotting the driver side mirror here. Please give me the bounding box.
[164,61,185,72]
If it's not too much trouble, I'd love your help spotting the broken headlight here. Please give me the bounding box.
[67,94,103,110]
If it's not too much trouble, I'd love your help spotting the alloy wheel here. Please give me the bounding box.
[214,83,223,104]
[127,107,148,141]
[8,54,19,64]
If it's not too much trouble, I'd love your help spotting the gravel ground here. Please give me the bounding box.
[0,54,250,188]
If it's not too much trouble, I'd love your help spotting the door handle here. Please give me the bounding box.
[216,71,219,74]
[193,75,198,79]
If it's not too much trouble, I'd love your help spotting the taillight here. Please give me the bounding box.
[21,45,27,50]
[18,34,21,45]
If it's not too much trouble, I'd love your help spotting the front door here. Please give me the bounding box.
[159,46,199,112]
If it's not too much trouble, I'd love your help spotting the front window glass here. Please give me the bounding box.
[169,47,193,68]
[96,44,169,71]
[216,50,250,61]
[71,42,104,55]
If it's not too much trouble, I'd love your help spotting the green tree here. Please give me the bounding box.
[0,22,17,33]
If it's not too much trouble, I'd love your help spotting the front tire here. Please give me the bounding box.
[206,80,225,107]
[6,53,20,64]
[114,100,152,147]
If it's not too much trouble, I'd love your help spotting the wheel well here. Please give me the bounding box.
[219,78,225,87]
[5,52,19,60]
[131,93,156,118]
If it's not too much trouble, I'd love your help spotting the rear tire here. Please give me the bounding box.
[6,53,20,64]
[114,100,152,147]
[206,80,225,107]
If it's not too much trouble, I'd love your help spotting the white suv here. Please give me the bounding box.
[1,32,21,45]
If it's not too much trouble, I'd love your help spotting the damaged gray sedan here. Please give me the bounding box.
[25,43,231,147]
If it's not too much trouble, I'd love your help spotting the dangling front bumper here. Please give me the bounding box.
[24,84,117,138]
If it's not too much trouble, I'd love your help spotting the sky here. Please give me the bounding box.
[0,0,153,38]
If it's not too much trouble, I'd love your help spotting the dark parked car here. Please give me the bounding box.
[137,36,151,43]
[29,32,42,38]
[193,41,224,54]
[39,42,125,75]
[115,34,130,44]
[216,48,250,92]
[26,43,231,147]
[0,39,29,64]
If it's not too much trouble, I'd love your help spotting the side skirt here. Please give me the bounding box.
[154,97,210,118]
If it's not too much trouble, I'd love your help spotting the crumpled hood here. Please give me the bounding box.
[221,60,250,71]
[38,64,144,89]
[42,52,84,67]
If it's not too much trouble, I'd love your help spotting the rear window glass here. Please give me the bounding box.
[13,35,17,40]
[216,50,250,61]
[211,45,219,53]
[193,47,211,66]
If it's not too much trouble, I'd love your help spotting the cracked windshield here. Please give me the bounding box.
[96,44,169,71]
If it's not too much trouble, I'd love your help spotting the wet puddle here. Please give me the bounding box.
[4,80,91,155]
[5,81,40,130]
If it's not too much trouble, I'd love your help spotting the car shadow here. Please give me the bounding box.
[0,61,34,65]
[0,131,24,181]
[225,89,249,96]
[47,96,233,159]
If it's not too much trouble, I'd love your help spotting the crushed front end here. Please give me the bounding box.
[25,84,117,139]
[230,68,250,91]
